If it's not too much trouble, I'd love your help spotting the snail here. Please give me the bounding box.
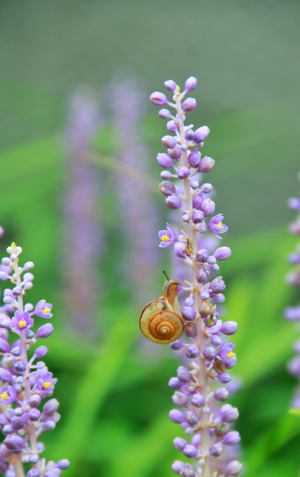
[139,271,184,344]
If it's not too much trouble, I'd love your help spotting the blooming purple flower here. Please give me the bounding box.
[33,300,53,319]
[0,386,17,404]
[147,77,241,476]
[158,223,178,248]
[12,311,34,333]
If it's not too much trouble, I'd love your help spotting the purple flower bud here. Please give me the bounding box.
[36,324,54,339]
[222,431,241,446]
[196,269,208,283]
[203,346,217,361]
[174,242,187,258]
[172,391,188,407]
[198,156,215,173]
[191,393,205,407]
[181,306,196,321]
[213,294,225,303]
[0,271,9,280]
[194,126,210,143]
[43,420,56,431]
[167,120,178,132]
[224,460,243,476]
[188,150,201,168]
[166,195,181,210]
[23,261,34,271]
[34,346,48,358]
[196,249,209,262]
[177,167,190,179]
[209,443,223,456]
[4,434,26,452]
[172,461,185,474]
[184,322,197,339]
[12,286,22,296]
[164,80,177,92]
[56,460,70,470]
[185,77,197,92]
[200,290,210,300]
[185,345,200,359]
[168,146,182,160]
[219,372,231,384]
[29,394,41,408]
[220,404,239,423]
[0,368,13,382]
[14,361,26,373]
[182,98,196,113]
[159,108,172,119]
[214,387,229,401]
[159,181,176,197]
[168,377,182,389]
[186,411,199,425]
[192,210,204,224]
[150,92,168,106]
[214,246,232,261]
[11,416,25,430]
[27,470,41,477]
[288,197,300,211]
[0,338,10,353]
[162,135,177,149]
[183,444,198,458]
[157,152,174,168]
[43,399,59,416]
[177,366,192,384]
[169,409,186,423]
[173,437,188,451]
[185,129,194,141]
[170,340,185,350]
[28,408,41,421]
[201,198,215,217]
[181,464,196,477]
[221,321,238,335]
[30,455,39,464]
[160,170,174,179]
[192,193,203,210]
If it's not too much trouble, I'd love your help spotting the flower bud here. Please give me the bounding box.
[28,409,41,422]
[219,373,231,384]
[43,399,60,416]
[185,76,197,91]
[182,98,196,112]
[168,377,182,389]
[192,210,204,224]
[214,246,232,261]
[220,404,239,423]
[185,345,200,359]
[209,443,223,456]
[196,249,209,262]
[214,388,229,401]
[191,393,205,407]
[56,459,70,470]
[184,322,197,339]
[181,306,196,321]
[170,340,185,350]
[0,338,10,353]
[173,437,188,451]
[188,150,201,168]
[34,346,48,358]
[36,324,54,339]
[192,193,203,210]
[183,444,197,458]
[162,135,177,148]
[166,195,181,210]
[224,460,243,476]
[0,368,13,382]
[167,120,178,132]
[164,79,177,92]
[177,167,190,179]
[27,469,41,477]
[194,126,210,143]
[201,198,215,217]
[169,409,186,423]
[203,346,217,361]
[185,129,194,141]
[171,461,185,474]
[177,366,192,384]
[4,434,26,452]
[172,391,188,407]
[168,146,182,160]
[221,321,238,335]
[29,394,41,408]
[157,153,174,168]
[158,108,172,119]
[222,431,241,446]
[198,156,215,173]
[150,92,168,106]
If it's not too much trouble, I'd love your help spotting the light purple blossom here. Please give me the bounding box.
[158,223,178,248]
[12,311,34,333]
[208,214,228,239]
[33,300,53,319]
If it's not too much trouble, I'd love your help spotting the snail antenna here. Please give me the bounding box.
[162,270,170,280]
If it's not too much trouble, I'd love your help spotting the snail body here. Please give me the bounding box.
[139,274,184,344]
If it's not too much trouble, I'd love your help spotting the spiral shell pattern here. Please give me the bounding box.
[140,309,184,344]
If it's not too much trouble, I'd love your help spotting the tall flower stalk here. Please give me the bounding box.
[148,77,242,477]
[0,242,69,477]
[284,177,300,408]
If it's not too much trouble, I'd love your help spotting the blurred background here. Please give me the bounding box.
[1,0,300,476]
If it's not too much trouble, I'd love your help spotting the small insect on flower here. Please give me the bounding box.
[139,271,185,344]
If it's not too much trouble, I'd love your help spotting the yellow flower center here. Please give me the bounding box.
[43,307,50,314]
[42,382,51,389]
[0,391,9,400]
[217,222,224,230]
[18,320,27,329]
[226,352,235,359]
[161,235,170,242]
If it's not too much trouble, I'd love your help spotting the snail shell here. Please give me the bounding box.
[139,276,184,344]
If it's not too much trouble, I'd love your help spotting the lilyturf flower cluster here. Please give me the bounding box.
[284,179,300,408]
[149,77,242,477]
[0,242,69,476]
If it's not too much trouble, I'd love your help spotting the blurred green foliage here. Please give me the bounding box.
[1,1,300,476]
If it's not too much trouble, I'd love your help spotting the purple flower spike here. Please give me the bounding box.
[33,300,53,319]
[150,92,169,106]
[158,223,177,247]
[148,77,241,476]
